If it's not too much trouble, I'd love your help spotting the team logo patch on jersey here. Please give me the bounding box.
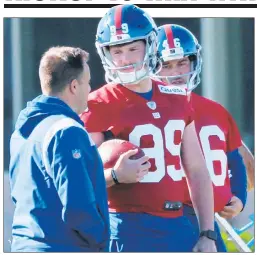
[152,112,161,119]
[146,101,157,110]
[158,84,187,95]
[72,149,81,159]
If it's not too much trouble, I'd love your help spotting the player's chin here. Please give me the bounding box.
[170,80,186,86]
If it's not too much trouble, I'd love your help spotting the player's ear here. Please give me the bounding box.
[69,79,79,95]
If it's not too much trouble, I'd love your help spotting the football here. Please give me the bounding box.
[98,139,145,169]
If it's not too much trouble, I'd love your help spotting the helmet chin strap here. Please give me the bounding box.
[162,72,191,88]
[164,78,190,92]
[115,65,148,85]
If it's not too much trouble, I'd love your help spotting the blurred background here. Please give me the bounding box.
[4,17,254,252]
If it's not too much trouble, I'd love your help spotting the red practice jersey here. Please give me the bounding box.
[184,92,242,212]
[81,80,193,218]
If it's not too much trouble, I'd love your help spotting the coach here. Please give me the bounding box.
[9,46,110,252]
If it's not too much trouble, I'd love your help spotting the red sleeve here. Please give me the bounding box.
[226,110,242,152]
[80,101,112,133]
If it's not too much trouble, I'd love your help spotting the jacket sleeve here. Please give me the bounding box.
[47,126,106,248]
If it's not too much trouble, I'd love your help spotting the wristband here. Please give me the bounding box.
[111,169,120,185]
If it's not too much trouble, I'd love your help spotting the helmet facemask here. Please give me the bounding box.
[96,31,158,85]
[156,45,202,92]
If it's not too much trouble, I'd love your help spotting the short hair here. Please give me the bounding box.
[39,46,89,94]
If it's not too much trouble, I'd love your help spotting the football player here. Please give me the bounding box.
[81,5,217,252]
[155,24,252,251]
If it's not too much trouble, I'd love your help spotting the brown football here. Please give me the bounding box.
[98,139,145,169]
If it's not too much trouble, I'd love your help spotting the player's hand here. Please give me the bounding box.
[218,196,243,219]
[193,236,217,252]
[113,149,151,183]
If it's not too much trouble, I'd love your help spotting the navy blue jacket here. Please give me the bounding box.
[9,95,110,252]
